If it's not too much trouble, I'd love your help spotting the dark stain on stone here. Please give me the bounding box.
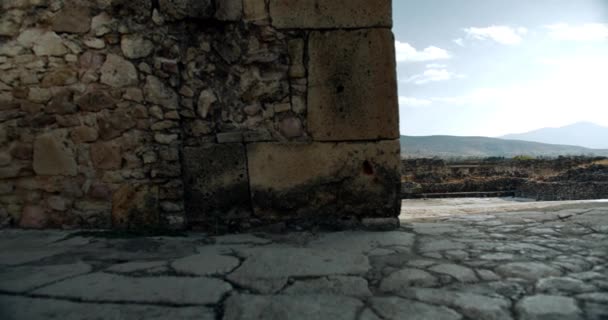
[363,160,374,175]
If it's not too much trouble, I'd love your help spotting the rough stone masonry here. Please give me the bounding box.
[0,0,401,232]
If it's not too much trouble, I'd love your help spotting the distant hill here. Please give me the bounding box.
[501,122,608,149]
[401,135,608,158]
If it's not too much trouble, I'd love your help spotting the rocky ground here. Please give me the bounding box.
[1,199,607,320]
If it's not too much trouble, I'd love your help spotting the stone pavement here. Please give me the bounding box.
[1,201,607,320]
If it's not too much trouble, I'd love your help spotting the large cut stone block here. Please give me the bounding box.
[308,29,399,141]
[269,0,392,29]
[247,140,401,224]
[183,144,251,228]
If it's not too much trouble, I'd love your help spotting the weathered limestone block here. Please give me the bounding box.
[52,6,91,34]
[33,130,78,176]
[247,140,401,224]
[121,35,154,59]
[308,29,399,141]
[269,0,392,29]
[100,54,138,88]
[183,144,251,228]
[33,31,69,56]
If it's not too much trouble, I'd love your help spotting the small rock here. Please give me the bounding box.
[90,142,122,169]
[47,196,68,211]
[76,89,114,112]
[84,37,105,49]
[154,134,178,144]
[33,31,68,56]
[52,6,91,34]
[429,264,478,283]
[123,88,143,102]
[91,12,113,36]
[279,116,303,138]
[79,51,105,69]
[197,89,216,118]
[19,205,48,229]
[71,126,99,143]
[160,201,183,212]
[217,132,243,143]
[144,76,178,110]
[121,35,154,59]
[100,54,138,87]
[149,106,164,119]
[47,90,77,114]
[33,130,77,176]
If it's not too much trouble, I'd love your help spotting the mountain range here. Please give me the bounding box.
[501,122,608,149]
[401,122,608,158]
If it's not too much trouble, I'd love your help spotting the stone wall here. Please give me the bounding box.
[516,164,608,200]
[401,158,608,200]
[0,0,401,232]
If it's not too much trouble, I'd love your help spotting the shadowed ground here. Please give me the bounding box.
[0,199,607,320]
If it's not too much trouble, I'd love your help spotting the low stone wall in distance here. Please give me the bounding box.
[516,164,608,200]
[402,157,608,200]
[0,0,401,232]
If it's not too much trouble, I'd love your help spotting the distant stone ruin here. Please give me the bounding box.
[401,157,608,201]
[0,0,401,232]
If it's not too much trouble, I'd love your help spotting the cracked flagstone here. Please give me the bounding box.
[0,199,606,320]
[32,272,231,305]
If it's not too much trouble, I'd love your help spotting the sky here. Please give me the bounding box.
[393,0,608,137]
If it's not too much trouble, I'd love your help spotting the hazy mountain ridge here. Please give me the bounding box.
[401,135,608,158]
[501,122,608,149]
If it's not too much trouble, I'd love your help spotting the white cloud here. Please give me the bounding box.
[545,23,608,41]
[405,68,463,85]
[399,96,432,107]
[453,38,465,47]
[464,25,527,45]
[395,41,451,63]
[426,63,447,69]
[430,88,507,106]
